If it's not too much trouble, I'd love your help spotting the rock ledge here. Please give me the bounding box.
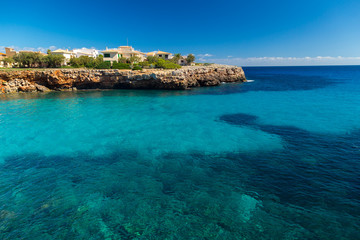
[0,65,246,93]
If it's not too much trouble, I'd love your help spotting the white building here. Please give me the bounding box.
[102,46,146,63]
[147,51,173,60]
[51,49,76,65]
[73,48,100,58]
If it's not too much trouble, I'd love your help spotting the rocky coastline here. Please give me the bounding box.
[0,65,246,94]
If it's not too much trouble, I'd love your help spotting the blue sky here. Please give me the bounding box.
[1,0,360,66]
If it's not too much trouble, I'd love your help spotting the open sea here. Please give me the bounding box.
[0,66,360,239]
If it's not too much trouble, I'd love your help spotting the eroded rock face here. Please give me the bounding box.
[0,65,246,94]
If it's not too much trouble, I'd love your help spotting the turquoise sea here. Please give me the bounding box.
[1,66,360,239]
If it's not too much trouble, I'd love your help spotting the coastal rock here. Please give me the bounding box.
[18,85,37,92]
[35,84,50,92]
[0,65,246,93]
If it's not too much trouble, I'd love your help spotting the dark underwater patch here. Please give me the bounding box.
[219,112,360,217]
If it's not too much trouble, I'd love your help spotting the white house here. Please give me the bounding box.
[73,48,100,58]
[147,51,173,60]
[177,56,188,66]
[51,49,76,65]
[102,46,146,63]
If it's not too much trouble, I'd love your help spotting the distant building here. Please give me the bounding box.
[101,49,120,63]
[73,48,100,58]
[147,51,173,60]
[5,47,17,58]
[51,49,76,65]
[156,51,173,60]
[146,51,156,57]
[102,46,146,63]
[5,47,46,56]
[0,52,6,67]
[177,56,188,66]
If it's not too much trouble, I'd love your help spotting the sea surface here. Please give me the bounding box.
[0,66,360,239]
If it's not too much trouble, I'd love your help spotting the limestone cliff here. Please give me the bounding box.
[0,65,246,93]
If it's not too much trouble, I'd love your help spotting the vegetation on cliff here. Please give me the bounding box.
[11,52,65,68]
[69,55,104,68]
[5,52,183,70]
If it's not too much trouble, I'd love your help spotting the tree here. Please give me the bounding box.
[186,54,195,64]
[146,56,159,64]
[171,53,182,64]
[129,56,141,65]
[118,57,128,64]
[45,54,65,68]
[95,55,104,66]
[155,58,181,69]
[12,52,46,68]
[3,57,14,67]
[47,49,51,55]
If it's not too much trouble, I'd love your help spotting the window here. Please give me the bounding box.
[104,54,110,58]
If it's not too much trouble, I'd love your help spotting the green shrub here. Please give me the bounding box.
[69,56,97,68]
[139,61,150,67]
[146,56,159,64]
[132,65,142,71]
[118,57,128,64]
[155,58,181,69]
[95,61,111,69]
[112,62,131,69]
[45,54,65,68]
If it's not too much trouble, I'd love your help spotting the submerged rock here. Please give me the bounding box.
[236,193,262,222]
[0,65,246,93]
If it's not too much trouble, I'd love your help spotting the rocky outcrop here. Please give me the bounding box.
[0,65,246,93]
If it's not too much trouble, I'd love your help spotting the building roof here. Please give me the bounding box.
[132,50,146,55]
[52,49,74,54]
[0,53,6,56]
[156,51,172,55]
[102,49,119,53]
[76,52,93,55]
[147,52,156,56]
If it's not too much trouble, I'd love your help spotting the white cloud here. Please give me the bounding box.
[198,53,213,58]
[198,56,360,66]
[0,46,59,53]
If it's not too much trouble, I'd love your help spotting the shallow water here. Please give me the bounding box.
[1,66,360,239]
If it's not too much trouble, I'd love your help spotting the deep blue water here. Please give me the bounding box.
[0,66,360,239]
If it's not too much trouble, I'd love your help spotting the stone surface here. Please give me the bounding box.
[0,65,246,94]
